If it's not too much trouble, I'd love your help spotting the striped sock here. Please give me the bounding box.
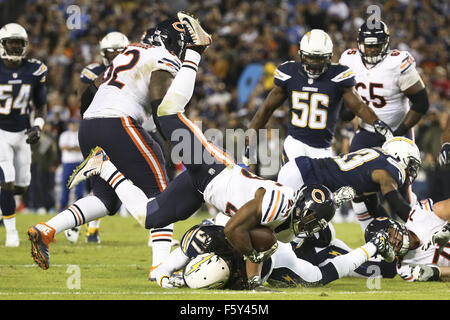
[150,224,174,267]
[100,161,127,191]
[47,196,108,234]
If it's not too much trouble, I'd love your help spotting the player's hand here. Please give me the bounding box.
[438,143,450,166]
[244,242,278,264]
[409,264,441,282]
[168,274,186,288]
[333,186,356,207]
[25,126,41,144]
[373,119,393,141]
[421,222,450,255]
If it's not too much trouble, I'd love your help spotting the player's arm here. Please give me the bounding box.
[371,169,411,221]
[249,85,287,131]
[341,86,392,138]
[433,198,450,221]
[393,80,429,136]
[224,188,265,257]
[27,70,48,144]
[438,116,450,166]
[147,70,174,139]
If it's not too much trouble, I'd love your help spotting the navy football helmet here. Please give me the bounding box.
[365,217,410,259]
[289,185,336,237]
[141,18,187,58]
[357,20,390,64]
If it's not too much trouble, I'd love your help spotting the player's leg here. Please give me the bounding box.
[277,160,305,190]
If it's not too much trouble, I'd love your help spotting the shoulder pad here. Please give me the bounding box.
[330,65,355,83]
[273,61,296,82]
[27,59,48,77]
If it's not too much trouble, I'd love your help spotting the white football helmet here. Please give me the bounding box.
[183,253,230,289]
[0,23,28,62]
[382,137,421,181]
[99,31,129,65]
[298,29,333,79]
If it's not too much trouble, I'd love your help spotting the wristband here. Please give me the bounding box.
[34,117,45,130]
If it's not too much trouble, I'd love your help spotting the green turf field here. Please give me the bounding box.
[0,212,449,300]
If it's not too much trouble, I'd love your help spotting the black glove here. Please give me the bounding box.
[438,143,450,166]
[373,119,394,140]
[25,126,41,144]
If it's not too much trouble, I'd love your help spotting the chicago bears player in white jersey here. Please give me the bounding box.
[339,20,429,227]
[247,29,392,169]
[27,12,209,272]
[0,23,47,247]
[64,31,129,244]
[365,197,450,282]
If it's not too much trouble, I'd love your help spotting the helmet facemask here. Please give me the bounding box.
[387,221,410,259]
[299,51,332,79]
[1,37,28,62]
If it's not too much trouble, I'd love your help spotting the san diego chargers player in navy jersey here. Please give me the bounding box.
[278,136,422,229]
[0,23,47,247]
[248,29,392,169]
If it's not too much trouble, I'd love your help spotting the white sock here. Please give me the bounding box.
[152,247,190,286]
[330,242,377,278]
[47,196,108,234]
[353,201,374,232]
[88,219,101,229]
[150,224,174,267]
[3,215,16,232]
[99,160,149,227]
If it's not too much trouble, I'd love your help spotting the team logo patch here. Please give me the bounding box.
[311,189,325,203]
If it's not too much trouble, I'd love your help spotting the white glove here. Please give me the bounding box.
[421,223,450,255]
[333,186,356,207]
[159,274,186,288]
[410,264,441,282]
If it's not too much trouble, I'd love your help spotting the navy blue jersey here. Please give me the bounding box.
[80,63,107,84]
[180,221,248,290]
[296,147,406,195]
[273,61,355,148]
[0,58,47,132]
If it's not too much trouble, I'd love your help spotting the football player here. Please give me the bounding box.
[277,136,422,231]
[150,210,395,290]
[66,31,129,244]
[246,29,392,168]
[0,23,47,247]
[339,20,429,227]
[365,197,450,282]
[27,12,209,271]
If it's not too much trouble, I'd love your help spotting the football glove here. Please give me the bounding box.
[438,143,450,166]
[25,126,41,144]
[243,242,278,264]
[373,119,393,141]
[421,222,450,255]
[410,264,441,282]
[333,186,356,208]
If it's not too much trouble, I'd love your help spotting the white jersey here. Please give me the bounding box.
[203,164,295,239]
[84,43,181,125]
[397,198,450,281]
[339,49,422,132]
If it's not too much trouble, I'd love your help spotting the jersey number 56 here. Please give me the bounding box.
[291,91,329,129]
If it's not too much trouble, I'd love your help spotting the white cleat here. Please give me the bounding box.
[64,226,80,243]
[67,146,109,190]
[5,230,19,247]
[177,11,212,48]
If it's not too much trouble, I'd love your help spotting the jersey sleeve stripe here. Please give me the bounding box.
[271,193,285,222]
[81,68,98,80]
[273,69,291,81]
[262,190,275,222]
[267,190,281,222]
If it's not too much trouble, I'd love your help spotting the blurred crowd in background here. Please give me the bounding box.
[1,0,448,214]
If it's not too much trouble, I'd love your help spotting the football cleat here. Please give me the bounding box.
[64,226,80,243]
[370,230,395,263]
[5,230,19,247]
[27,222,55,270]
[148,264,161,281]
[85,227,101,244]
[177,11,212,49]
[67,146,109,190]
